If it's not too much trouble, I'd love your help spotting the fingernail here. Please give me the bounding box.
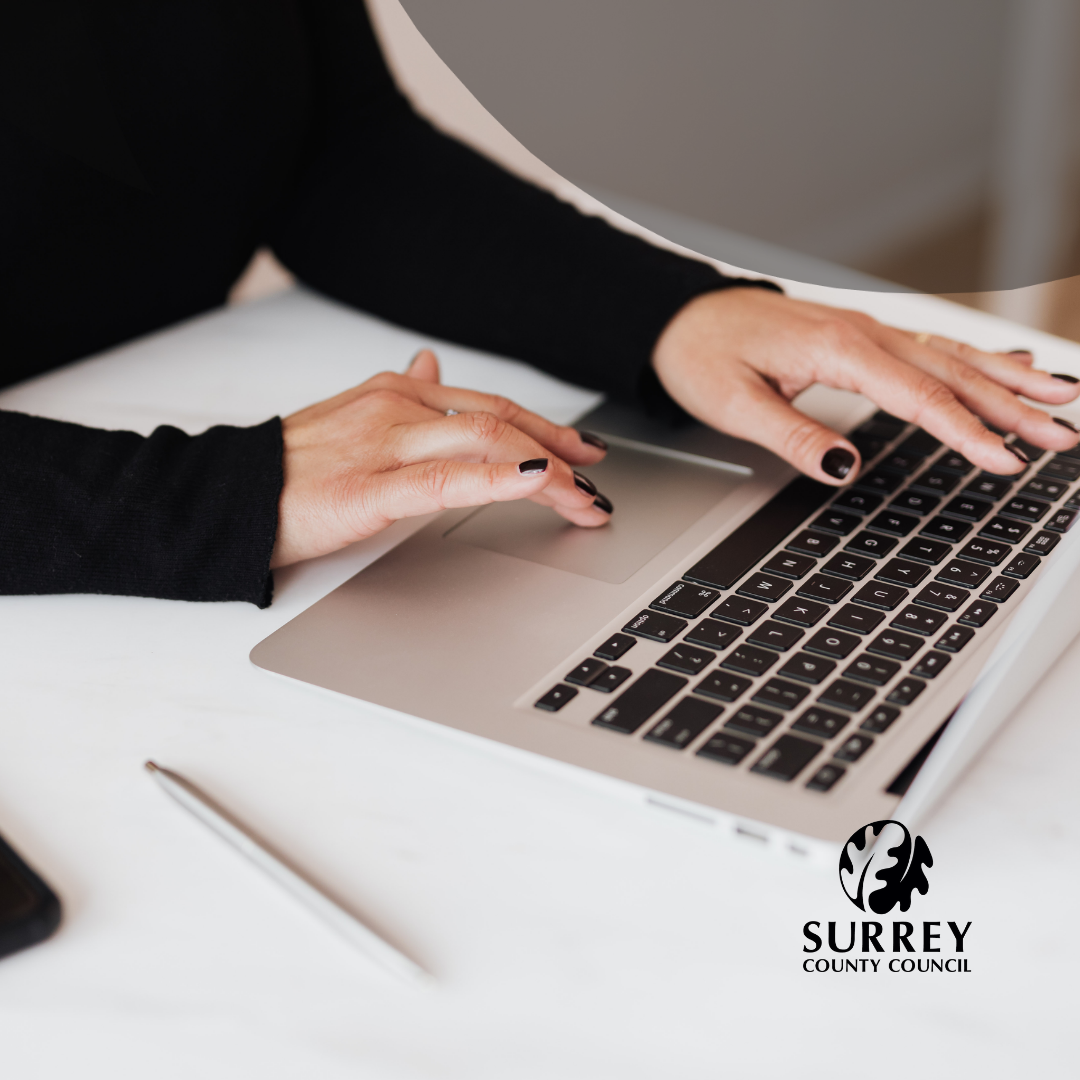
[518,458,548,475]
[1051,373,1079,384]
[573,471,598,496]
[593,492,614,514]
[1005,443,1030,464]
[406,350,423,370]
[1008,349,1034,357]
[578,430,608,451]
[821,447,856,480]
[1053,417,1080,433]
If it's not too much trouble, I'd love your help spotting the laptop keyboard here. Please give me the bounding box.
[532,411,1079,792]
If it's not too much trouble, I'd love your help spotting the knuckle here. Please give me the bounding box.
[358,386,406,411]
[462,409,506,445]
[813,318,864,356]
[413,459,455,506]
[781,417,830,464]
[910,377,958,420]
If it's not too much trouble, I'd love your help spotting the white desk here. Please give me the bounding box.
[2,283,1078,1079]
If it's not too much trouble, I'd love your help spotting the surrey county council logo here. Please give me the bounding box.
[839,819,932,914]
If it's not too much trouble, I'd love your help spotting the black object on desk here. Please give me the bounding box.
[0,830,61,960]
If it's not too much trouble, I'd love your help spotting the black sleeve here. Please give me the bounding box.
[0,411,282,607]
[272,0,779,408]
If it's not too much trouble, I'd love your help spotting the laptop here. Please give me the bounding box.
[250,393,1080,860]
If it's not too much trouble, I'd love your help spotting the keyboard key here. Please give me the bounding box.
[685,620,742,651]
[1025,530,1061,555]
[934,558,992,589]
[898,429,942,456]
[867,511,919,537]
[818,679,876,712]
[792,706,851,738]
[941,495,993,521]
[844,533,898,559]
[911,651,952,679]
[746,620,805,652]
[890,490,940,516]
[1046,507,1078,533]
[1038,456,1080,482]
[773,596,829,627]
[1058,441,1080,461]
[804,628,861,659]
[844,655,901,686]
[1003,553,1040,579]
[981,576,1020,603]
[645,698,722,749]
[936,624,975,652]
[920,516,971,543]
[797,574,853,604]
[862,411,907,438]
[875,558,930,587]
[831,489,883,515]
[891,605,948,635]
[1020,477,1069,501]
[778,652,836,684]
[854,470,904,496]
[786,530,839,557]
[592,670,687,733]
[822,552,876,579]
[737,573,793,603]
[651,581,721,618]
[852,582,908,610]
[934,450,973,475]
[721,644,779,677]
[591,666,633,693]
[657,644,716,676]
[1010,438,1045,462]
[999,497,1050,523]
[565,658,608,686]
[886,677,927,706]
[761,551,817,579]
[834,734,874,762]
[958,600,998,627]
[752,678,810,711]
[806,763,847,791]
[696,731,756,765]
[694,671,753,702]
[897,538,952,564]
[979,517,1031,544]
[535,684,578,712]
[812,509,862,535]
[860,704,901,734]
[623,610,688,642]
[711,596,769,625]
[956,538,1010,565]
[913,583,967,612]
[867,630,924,661]
[964,473,1012,500]
[751,734,822,781]
[828,604,885,635]
[878,450,924,475]
[725,704,785,738]
[911,469,960,496]
[594,633,636,661]
[683,476,836,588]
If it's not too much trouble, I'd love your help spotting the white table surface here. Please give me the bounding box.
[2,281,1079,1079]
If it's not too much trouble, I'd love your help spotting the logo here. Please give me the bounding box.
[839,820,933,914]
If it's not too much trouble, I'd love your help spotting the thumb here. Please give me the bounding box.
[405,348,441,384]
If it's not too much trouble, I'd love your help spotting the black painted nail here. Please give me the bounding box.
[1051,373,1080,384]
[578,430,608,451]
[593,492,614,514]
[1005,443,1030,464]
[573,471,597,496]
[518,458,548,475]
[1053,417,1080,433]
[1008,349,1034,357]
[821,447,856,480]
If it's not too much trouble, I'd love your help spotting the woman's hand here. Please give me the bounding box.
[653,288,1080,484]
[270,350,611,568]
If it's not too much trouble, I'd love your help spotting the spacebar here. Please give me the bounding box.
[683,476,834,590]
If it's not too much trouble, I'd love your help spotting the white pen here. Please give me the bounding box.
[144,760,434,988]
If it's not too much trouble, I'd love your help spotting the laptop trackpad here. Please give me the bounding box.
[443,443,746,584]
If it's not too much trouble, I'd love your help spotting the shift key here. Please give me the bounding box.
[592,669,688,734]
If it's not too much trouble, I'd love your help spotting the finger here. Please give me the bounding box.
[364,458,612,528]
[405,348,441,384]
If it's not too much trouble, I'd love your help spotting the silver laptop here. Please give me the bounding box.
[251,398,1080,858]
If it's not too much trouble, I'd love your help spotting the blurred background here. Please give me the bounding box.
[236,0,1080,340]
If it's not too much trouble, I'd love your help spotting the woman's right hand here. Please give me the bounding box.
[269,350,611,568]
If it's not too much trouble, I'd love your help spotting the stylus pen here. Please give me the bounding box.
[144,761,434,988]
